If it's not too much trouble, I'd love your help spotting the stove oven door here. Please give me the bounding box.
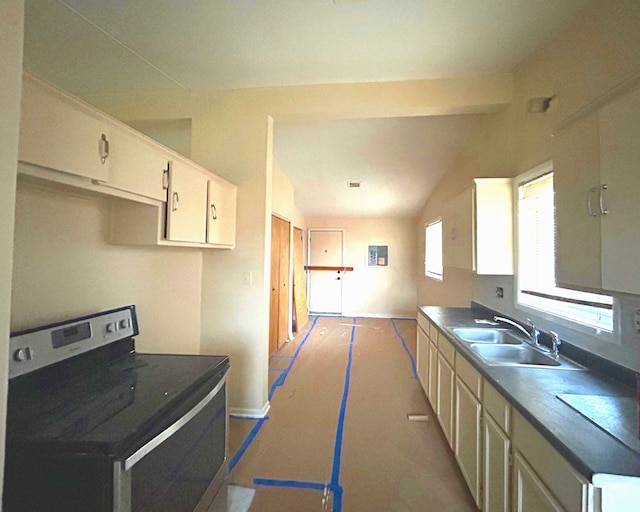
[114,373,229,512]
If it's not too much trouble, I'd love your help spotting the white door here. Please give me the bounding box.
[308,230,343,315]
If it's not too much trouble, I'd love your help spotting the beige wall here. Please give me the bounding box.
[272,158,296,222]
[306,217,416,318]
[415,0,640,357]
[0,0,23,495]
[11,180,203,354]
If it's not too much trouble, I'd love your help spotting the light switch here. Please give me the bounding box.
[243,271,253,285]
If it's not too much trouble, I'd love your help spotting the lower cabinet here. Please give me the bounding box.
[455,376,482,506]
[437,351,455,447]
[483,412,511,512]
[513,452,565,512]
[512,410,593,512]
[482,381,512,512]
[428,339,438,409]
[416,323,430,392]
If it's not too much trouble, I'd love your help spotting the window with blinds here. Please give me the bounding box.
[517,171,613,331]
[425,219,443,281]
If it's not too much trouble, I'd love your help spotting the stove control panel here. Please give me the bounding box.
[9,306,138,379]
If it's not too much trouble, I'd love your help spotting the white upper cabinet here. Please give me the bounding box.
[19,73,111,182]
[599,85,640,295]
[443,178,513,275]
[206,178,237,247]
[107,128,169,202]
[166,160,209,244]
[554,83,640,294]
[18,73,237,250]
[553,112,602,291]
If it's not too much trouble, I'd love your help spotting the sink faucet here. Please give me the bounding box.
[493,316,540,347]
[549,331,561,358]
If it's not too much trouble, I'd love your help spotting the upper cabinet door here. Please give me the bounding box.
[553,112,602,291]
[166,160,208,244]
[599,85,640,295]
[108,128,169,202]
[206,178,237,247]
[443,179,513,275]
[19,74,110,182]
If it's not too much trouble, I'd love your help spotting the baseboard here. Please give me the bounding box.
[229,401,271,419]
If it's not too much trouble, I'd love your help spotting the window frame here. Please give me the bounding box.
[514,161,613,336]
[424,218,443,282]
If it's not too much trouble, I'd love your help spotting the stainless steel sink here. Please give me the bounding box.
[451,328,524,345]
[470,344,585,370]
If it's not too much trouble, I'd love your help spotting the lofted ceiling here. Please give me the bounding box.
[22,0,593,218]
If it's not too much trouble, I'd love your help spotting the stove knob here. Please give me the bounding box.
[14,347,33,362]
[106,322,118,334]
[119,318,131,329]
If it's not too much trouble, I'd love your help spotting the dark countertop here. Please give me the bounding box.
[419,305,640,480]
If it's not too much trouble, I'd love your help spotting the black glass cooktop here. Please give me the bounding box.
[6,343,229,457]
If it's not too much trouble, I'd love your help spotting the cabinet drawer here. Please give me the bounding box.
[438,335,456,366]
[417,313,431,337]
[512,411,591,512]
[456,356,482,399]
[483,381,510,434]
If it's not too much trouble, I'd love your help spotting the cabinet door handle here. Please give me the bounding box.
[99,133,109,164]
[172,192,179,211]
[599,184,609,215]
[162,166,169,189]
[587,187,598,217]
[210,203,217,220]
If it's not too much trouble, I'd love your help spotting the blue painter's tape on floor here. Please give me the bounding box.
[329,317,356,512]
[253,478,327,491]
[391,319,418,380]
[230,318,320,473]
[229,416,268,472]
[268,316,320,400]
[229,415,270,421]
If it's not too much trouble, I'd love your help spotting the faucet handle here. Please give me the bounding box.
[526,318,540,344]
[549,330,561,358]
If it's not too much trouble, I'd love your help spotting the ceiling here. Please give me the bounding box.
[23,0,593,218]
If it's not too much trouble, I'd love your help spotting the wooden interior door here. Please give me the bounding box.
[293,227,308,332]
[269,215,291,356]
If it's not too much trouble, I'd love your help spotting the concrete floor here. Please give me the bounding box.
[227,317,477,511]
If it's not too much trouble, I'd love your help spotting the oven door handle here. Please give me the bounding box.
[123,370,229,471]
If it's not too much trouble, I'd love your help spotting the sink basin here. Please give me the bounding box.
[470,344,584,370]
[452,328,524,345]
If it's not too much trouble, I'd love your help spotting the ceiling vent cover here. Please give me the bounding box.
[347,181,361,188]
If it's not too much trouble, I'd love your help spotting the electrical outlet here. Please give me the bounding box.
[634,310,640,333]
[495,287,504,299]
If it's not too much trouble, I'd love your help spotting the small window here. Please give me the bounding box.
[425,219,443,281]
[516,166,612,331]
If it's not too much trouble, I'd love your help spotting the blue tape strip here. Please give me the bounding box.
[329,317,356,512]
[391,319,418,380]
[230,318,320,473]
[268,316,320,400]
[253,478,327,491]
[229,416,268,472]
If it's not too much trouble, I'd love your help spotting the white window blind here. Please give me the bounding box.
[517,172,613,331]
[425,220,443,280]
